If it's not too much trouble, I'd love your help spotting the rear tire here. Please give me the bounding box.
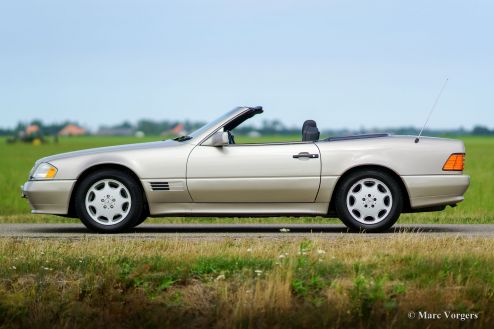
[334,169,403,232]
[74,169,144,233]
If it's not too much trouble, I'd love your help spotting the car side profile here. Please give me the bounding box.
[22,106,470,233]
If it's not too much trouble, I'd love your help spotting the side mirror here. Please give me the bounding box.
[203,130,229,147]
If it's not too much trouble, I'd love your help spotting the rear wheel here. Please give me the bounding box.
[74,169,144,233]
[334,169,403,232]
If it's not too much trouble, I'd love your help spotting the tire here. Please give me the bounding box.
[134,211,148,227]
[74,169,145,233]
[334,169,403,232]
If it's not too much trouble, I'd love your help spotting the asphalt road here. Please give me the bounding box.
[1,224,494,239]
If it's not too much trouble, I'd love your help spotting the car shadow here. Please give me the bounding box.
[19,224,479,235]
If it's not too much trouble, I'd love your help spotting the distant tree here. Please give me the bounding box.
[3,118,493,138]
[114,121,134,129]
[136,120,158,135]
[30,119,44,128]
[183,119,206,132]
[259,119,293,134]
[472,125,492,136]
[0,128,13,136]
[14,122,26,133]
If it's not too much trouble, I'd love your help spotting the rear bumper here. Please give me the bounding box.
[402,175,470,209]
[21,180,76,215]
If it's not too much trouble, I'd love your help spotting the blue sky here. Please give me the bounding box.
[0,0,492,130]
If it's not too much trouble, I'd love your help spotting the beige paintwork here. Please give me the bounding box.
[22,180,75,214]
[187,143,321,202]
[22,107,470,217]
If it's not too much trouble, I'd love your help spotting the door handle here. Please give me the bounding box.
[293,152,319,159]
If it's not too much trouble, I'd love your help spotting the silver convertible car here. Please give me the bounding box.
[22,106,470,233]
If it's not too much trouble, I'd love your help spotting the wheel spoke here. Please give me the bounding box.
[86,193,97,205]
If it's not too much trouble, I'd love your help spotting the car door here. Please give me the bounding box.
[186,142,321,202]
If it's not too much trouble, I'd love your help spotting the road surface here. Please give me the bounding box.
[1,223,494,239]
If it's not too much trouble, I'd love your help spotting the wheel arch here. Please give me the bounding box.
[67,163,149,218]
[328,164,411,215]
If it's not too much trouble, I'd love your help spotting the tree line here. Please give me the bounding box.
[1,119,493,137]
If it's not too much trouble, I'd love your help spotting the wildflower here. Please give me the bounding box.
[247,248,253,253]
[278,254,286,259]
[254,270,263,276]
[317,249,326,255]
[11,266,16,270]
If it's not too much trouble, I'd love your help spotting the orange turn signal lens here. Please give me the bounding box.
[443,153,465,171]
[46,167,57,178]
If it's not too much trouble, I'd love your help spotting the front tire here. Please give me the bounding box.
[134,211,148,227]
[74,169,144,233]
[334,169,403,232]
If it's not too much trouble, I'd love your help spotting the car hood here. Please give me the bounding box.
[36,139,180,165]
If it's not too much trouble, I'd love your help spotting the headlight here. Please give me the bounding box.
[32,163,58,180]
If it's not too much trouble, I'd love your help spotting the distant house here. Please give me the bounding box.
[58,124,86,136]
[25,124,40,135]
[168,123,188,136]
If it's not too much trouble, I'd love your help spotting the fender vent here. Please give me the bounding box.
[150,182,170,191]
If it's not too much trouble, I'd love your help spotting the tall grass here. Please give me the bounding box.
[0,236,493,328]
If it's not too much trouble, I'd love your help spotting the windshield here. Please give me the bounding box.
[186,108,240,139]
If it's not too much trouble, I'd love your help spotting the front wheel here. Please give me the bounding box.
[74,169,145,233]
[134,211,148,227]
[334,170,403,232]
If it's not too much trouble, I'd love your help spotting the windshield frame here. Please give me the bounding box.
[180,107,249,144]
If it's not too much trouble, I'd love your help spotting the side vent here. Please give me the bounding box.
[150,182,170,191]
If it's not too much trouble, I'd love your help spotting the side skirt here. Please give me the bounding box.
[148,202,330,217]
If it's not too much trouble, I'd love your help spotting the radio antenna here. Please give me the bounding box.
[415,78,449,143]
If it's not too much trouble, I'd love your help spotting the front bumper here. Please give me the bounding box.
[402,174,470,209]
[21,180,76,215]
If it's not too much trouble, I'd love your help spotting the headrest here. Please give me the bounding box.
[302,120,320,142]
[302,120,317,130]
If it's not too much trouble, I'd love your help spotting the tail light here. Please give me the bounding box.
[443,153,465,171]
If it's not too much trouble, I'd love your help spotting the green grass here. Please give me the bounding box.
[1,236,493,328]
[0,135,493,223]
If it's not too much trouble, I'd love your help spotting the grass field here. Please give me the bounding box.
[0,135,493,223]
[1,236,493,328]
